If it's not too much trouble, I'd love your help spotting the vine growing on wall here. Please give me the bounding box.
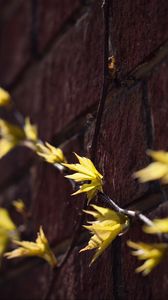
[0,86,168,277]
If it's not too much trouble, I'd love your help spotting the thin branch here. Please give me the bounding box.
[137,213,154,227]
[99,191,154,226]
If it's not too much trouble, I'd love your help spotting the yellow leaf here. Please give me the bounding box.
[0,118,38,158]
[0,119,24,140]
[127,240,168,275]
[143,218,168,234]
[36,142,66,165]
[4,226,57,267]
[24,117,38,142]
[0,208,19,259]
[12,199,25,215]
[134,150,168,184]
[0,119,25,158]
[0,208,17,231]
[0,88,11,106]
[148,150,168,164]
[0,139,17,159]
[63,153,103,202]
[80,205,128,264]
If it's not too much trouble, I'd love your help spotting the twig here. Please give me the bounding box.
[99,191,154,226]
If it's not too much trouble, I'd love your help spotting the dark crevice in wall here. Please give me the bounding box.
[142,80,154,149]
[99,2,126,299]
[90,0,110,161]
[112,238,125,300]
[43,1,112,297]
[42,6,114,297]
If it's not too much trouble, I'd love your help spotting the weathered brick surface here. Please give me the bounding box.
[35,0,80,53]
[147,60,168,149]
[94,84,149,207]
[49,246,113,300]
[110,0,168,78]
[0,261,50,300]
[0,1,32,86]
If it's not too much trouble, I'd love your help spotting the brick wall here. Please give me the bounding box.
[0,0,168,299]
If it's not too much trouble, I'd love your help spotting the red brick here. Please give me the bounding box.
[0,1,32,86]
[36,0,80,53]
[93,85,149,207]
[110,0,168,78]
[12,66,44,135]
[147,61,168,149]
[49,246,113,300]
[0,261,49,300]
[13,2,104,138]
